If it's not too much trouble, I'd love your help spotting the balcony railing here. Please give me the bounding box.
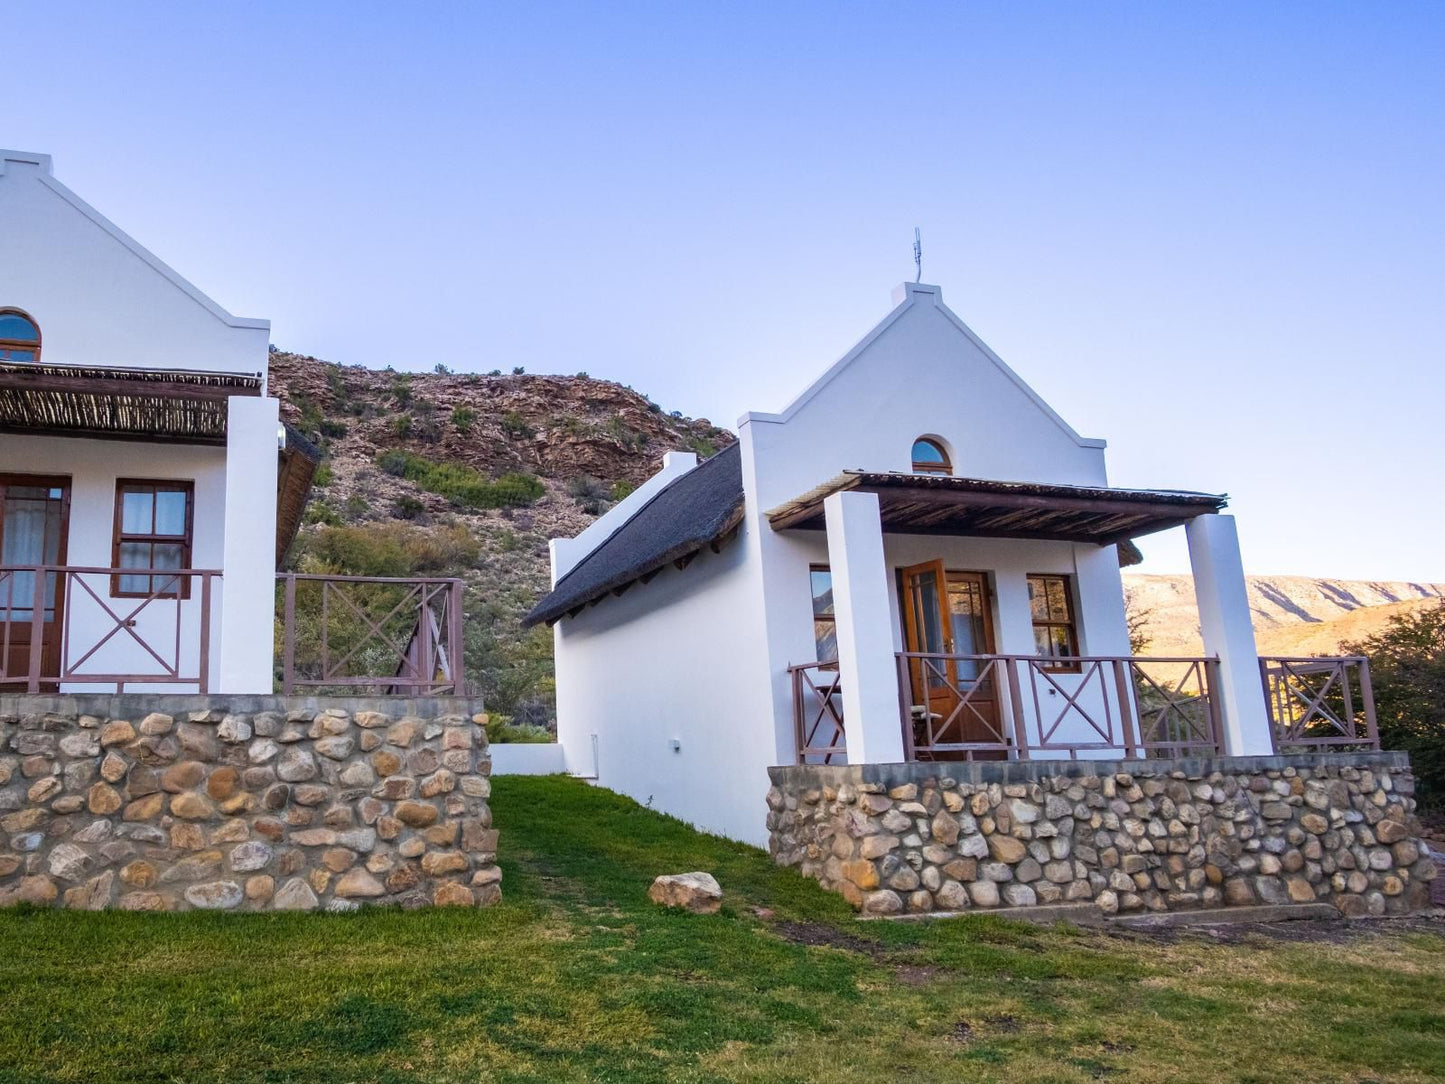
[0,565,466,697]
[898,652,1225,761]
[789,661,846,764]
[0,564,219,693]
[278,574,466,696]
[1260,656,1379,752]
[791,651,1384,764]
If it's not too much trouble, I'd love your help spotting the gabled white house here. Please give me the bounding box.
[527,282,1290,845]
[0,149,312,693]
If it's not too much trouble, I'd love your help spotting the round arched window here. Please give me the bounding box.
[0,310,40,363]
[911,437,951,475]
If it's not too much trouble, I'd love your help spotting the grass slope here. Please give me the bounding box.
[0,776,1443,1082]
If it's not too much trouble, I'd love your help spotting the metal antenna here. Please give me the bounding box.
[913,227,922,283]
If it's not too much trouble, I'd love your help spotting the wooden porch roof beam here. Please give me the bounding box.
[766,471,1227,543]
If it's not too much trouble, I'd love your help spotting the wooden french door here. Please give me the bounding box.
[0,476,70,690]
[900,561,1004,758]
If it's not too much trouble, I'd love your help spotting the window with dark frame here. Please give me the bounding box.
[0,309,41,363]
[1027,573,1079,671]
[911,437,951,475]
[112,480,194,598]
[809,565,838,664]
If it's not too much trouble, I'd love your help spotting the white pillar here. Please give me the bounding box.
[823,491,906,764]
[1186,514,1272,755]
[218,395,280,693]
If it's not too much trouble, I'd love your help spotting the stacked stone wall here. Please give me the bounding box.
[767,753,1434,918]
[0,695,499,912]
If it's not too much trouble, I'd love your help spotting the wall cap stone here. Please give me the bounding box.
[769,751,1411,790]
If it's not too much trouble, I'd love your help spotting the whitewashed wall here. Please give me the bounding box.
[0,433,225,692]
[0,151,270,378]
[553,529,779,845]
[741,282,1123,770]
[0,150,279,692]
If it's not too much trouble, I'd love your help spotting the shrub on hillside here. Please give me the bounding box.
[373,449,544,509]
[451,406,476,435]
[292,522,480,577]
[568,475,612,515]
[501,411,534,439]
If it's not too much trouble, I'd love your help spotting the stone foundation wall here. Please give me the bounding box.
[0,695,499,912]
[767,753,1435,918]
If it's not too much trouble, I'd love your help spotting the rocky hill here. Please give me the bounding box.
[1123,574,1445,657]
[267,349,733,724]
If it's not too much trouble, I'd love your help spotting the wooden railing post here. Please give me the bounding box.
[1205,658,1227,755]
[1340,659,1356,744]
[1113,659,1138,758]
[896,653,917,762]
[1357,658,1380,751]
[448,579,465,697]
[281,574,297,696]
[26,565,45,693]
[1005,656,1030,759]
[198,572,213,695]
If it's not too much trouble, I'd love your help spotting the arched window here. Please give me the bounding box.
[911,437,951,475]
[0,310,40,363]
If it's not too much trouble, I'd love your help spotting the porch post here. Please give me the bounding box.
[1186,514,1272,755]
[218,395,280,693]
[823,491,906,764]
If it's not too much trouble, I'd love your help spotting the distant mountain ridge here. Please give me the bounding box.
[1123,574,1445,657]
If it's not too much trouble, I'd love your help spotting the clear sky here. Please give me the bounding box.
[7,3,1443,581]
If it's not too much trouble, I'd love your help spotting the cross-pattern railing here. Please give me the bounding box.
[896,653,1014,760]
[1260,656,1379,752]
[0,564,218,693]
[278,574,465,696]
[789,661,846,764]
[789,652,1229,764]
[898,653,1224,761]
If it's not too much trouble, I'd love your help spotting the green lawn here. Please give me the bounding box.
[1,775,1443,1083]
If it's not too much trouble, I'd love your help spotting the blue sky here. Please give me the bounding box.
[7,3,1443,580]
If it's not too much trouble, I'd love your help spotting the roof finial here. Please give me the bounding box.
[913,227,922,283]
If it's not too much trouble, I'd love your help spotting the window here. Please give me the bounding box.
[0,310,40,363]
[809,566,837,663]
[112,481,194,598]
[1027,573,1079,671]
[911,437,950,475]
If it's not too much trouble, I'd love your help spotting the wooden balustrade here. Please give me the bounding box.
[0,564,218,693]
[1260,656,1379,752]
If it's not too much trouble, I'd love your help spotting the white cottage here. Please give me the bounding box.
[526,281,1329,846]
[0,149,313,694]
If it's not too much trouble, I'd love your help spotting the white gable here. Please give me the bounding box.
[740,282,1109,510]
[0,150,269,377]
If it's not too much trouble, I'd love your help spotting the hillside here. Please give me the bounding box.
[267,349,733,723]
[1124,574,1445,657]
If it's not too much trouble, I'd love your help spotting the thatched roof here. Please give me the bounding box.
[276,424,321,566]
[767,472,1227,545]
[0,362,262,444]
[0,362,318,568]
[523,443,745,627]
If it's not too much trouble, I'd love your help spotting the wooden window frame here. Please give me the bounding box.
[1026,572,1080,672]
[111,479,195,599]
[809,564,838,665]
[911,437,951,475]
[0,308,41,364]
